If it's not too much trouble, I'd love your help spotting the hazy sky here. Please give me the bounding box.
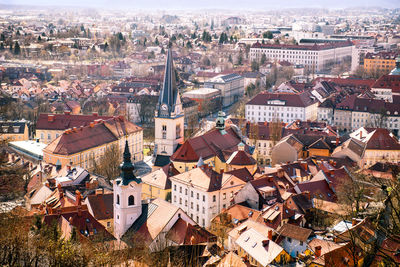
[0,0,399,9]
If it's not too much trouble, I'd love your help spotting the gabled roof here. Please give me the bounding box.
[170,166,222,192]
[363,128,400,150]
[122,198,190,245]
[166,218,215,245]
[278,223,312,242]
[235,228,284,267]
[226,150,257,166]
[171,126,247,163]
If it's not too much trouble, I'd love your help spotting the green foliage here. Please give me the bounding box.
[251,60,259,72]
[219,32,228,44]
[263,31,273,39]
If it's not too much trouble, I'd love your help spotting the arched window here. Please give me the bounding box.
[128,195,135,206]
[117,194,120,205]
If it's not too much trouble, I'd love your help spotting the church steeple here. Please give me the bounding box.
[156,49,182,118]
[120,140,141,186]
[153,48,184,158]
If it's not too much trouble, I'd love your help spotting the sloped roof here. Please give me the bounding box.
[44,117,141,155]
[226,150,257,166]
[170,166,222,192]
[235,228,284,267]
[86,192,113,220]
[36,113,112,130]
[171,126,247,163]
[278,223,312,242]
[123,198,183,245]
[364,128,400,150]
[247,92,317,107]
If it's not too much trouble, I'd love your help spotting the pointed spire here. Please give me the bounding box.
[157,48,178,117]
[120,140,141,185]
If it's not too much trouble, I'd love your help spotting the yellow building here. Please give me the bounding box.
[363,52,397,74]
[43,117,143,169]
[0,121,30,142]
[141,164,178,201]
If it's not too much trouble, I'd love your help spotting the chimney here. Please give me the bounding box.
[220,168,224,174]
[75,190,82,206]
[315,246,322,257]
[352,218,358,226]
[95,188,103,195]
[72,127,77,132]
[300,161,308,171]
[359,131,363,139]
[67,165,71,171]
[85,181,90,189]
[268,230,273,240]
[48,114,55,122]
[64,111,71,115]
[89,122,95,128]
[58,184,63,198]
[262,240,270,249]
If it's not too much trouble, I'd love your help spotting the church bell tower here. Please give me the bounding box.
[154,49,184,157]
[113,140,142,239]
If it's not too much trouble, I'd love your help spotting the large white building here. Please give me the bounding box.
[250,41,353,72]
[245,92,319,123]
[170,165,247,228]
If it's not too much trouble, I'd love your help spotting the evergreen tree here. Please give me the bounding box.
[118,32,123,40]
[0,42,4,51]
[154,37,159,45]
[38,35,42,42]
[13,41,20,55]
[161,47,165,54]
[103,42,108,52]
[186,41,192,48]
[0,34,4,41]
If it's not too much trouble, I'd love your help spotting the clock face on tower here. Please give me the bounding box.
[161,104,168,111]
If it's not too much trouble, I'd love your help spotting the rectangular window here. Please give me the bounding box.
[203,195,205,202]
[197,193,199,200]
[213,195,216,202]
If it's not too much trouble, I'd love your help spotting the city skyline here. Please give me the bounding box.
[1,0,399,9]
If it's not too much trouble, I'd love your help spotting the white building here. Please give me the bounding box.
[250,41,353,72]
[169,165,247,228]
[245,92,319,123]
[204,73,244,107]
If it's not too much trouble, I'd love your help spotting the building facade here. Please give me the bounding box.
[245,92,319,123]
[204,73,244,107]
[250,41,353,72]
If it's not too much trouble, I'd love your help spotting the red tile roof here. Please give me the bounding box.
[44,117,141,155]
[372,74,400,92]
[36,113,112,130]
[247,92,318,107]
[251,41,353,51]
[365,128,400,150]
[86,192,113,220]
[171,126,248,163]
